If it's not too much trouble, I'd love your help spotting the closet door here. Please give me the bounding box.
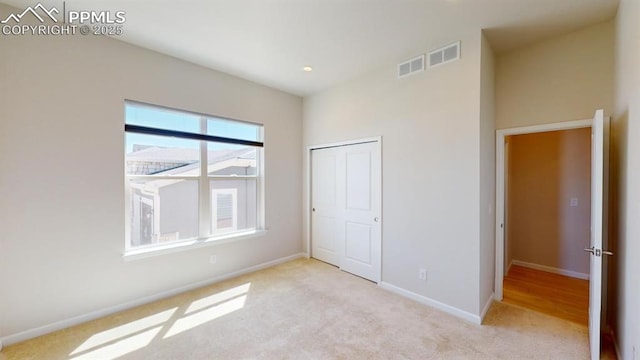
[311,146,343,266]
[311,141,381,283]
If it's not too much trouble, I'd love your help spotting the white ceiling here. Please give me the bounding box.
[2,0,618,96]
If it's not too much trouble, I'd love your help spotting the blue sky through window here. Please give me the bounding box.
[125,103,261,153]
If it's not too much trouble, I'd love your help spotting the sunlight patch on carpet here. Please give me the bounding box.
[165,294,247,338]
[186,283,251,314]
[67,282,251,358]
[70,307,177,356]
[70,326,163,359]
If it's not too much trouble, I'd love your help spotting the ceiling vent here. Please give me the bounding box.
[428,41,461,68]
[397,54,425,78]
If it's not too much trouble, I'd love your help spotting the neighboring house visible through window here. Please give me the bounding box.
[212,189,237,232]
[124,101,263,251]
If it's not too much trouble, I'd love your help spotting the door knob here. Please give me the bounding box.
[374,217,380,222]
[584,247,595,254]
[602,250,614,256]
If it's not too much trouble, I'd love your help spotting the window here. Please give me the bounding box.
[124,101,263,251]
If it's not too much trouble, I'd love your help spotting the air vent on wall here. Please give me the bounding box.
[397,54,425,78]
[428,41,461,68]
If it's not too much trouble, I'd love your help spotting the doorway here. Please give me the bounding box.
[495,111,610,360]
[495,118,593,298]
[308,138,382,283]
[501,126,592,324]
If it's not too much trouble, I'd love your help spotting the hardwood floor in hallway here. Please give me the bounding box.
[503,265,589,326]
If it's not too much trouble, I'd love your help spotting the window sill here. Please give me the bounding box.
[122,229,267,261]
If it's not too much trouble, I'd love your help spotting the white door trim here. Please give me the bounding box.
[494,119,591,300]
[305,136,382,280]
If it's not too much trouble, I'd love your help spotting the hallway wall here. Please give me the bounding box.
[507,128,591,277]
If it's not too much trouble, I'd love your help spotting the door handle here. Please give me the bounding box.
[583,247,613,257]
[374,217,380,222]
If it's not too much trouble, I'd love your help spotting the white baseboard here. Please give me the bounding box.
[379,282,482,324]
[480,293,494,323]
[511,260,589,280]
[0,253,305,347]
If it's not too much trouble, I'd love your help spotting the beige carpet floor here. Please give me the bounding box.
[1,258,593,359]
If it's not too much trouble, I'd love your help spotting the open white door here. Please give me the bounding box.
[586,109,611,360]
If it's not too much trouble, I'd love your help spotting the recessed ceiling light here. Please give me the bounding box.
[303,66,313,72]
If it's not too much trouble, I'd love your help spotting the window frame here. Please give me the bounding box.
[123,100,265,257]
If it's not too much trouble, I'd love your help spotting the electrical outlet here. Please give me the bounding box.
[419,268,427,281]
[209,255,217,264]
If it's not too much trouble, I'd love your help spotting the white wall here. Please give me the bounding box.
[304,29,484,316]
[478,32,496,314]
[496,20,614,129]
[612,0,640,357]
[0,3,302,341]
